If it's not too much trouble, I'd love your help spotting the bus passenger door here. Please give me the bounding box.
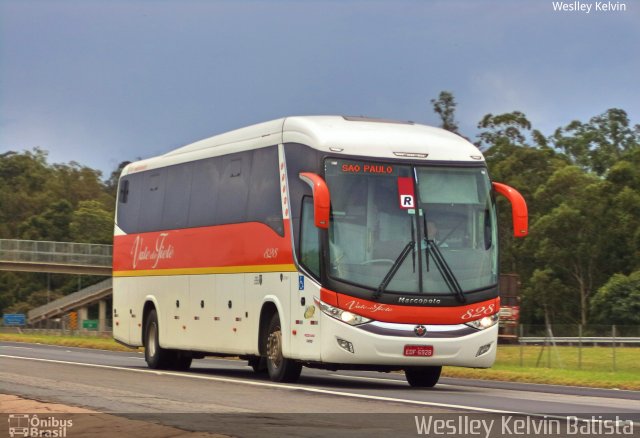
[290,195,322,360]
[289,273,321,360]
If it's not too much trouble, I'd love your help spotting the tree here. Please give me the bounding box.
[483,107,640,326]
[482,112,569,282]
[528,166,614,325]
[522,268,575,326]
[0,149,119,316]
[590,271,640,326]
[551,108,640,175]
[430,91,460,134]
[49,162,114,211]
[0,149,54,238]
[18,200,73,241]
[70,200,114,244]
[597,149,640,274]
[477,111,533,149]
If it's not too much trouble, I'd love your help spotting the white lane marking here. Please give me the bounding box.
[442,377,640,395]
[2,353,637,426]
[2,346,34,350]
[0,341,146,355]
[0,354,519,415]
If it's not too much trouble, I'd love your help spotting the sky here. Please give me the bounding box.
[1,0,638,177]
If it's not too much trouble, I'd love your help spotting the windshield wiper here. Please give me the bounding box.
[425,240,466,303]
[373,241,414,300]
[423,215,466,303]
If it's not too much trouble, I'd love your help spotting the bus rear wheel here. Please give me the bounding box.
[171,351,193,371]
[404,366,442,388]
[144,309,173,369]
[265,313,302,383]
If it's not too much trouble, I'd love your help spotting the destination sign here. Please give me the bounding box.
[326,159,400,177]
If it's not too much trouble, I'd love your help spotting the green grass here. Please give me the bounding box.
[444,345,640,390]
[0,332,140,352]
[2,333,638,390]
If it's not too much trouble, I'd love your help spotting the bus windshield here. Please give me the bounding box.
[324,158,498,297]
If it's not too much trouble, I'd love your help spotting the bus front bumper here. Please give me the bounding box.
[319,312,498,368]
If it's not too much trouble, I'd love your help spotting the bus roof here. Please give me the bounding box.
[122,116,483,175]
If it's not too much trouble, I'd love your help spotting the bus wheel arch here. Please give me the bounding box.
[141,300,191,371]
[258,301,279,357]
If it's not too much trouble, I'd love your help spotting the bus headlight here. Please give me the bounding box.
[465,313,499,330]
[315,298,372,326]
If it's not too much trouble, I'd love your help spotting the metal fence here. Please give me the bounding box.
[0,239,112,267]
[519,324,640,338]
[507,324,639,372]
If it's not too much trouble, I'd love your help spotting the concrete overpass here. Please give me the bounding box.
[0,239,112,276]
[0,239,113,329]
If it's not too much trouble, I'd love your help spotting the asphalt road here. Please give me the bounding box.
[1,341,639,437]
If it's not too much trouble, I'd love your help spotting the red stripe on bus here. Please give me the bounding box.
[322,288,500,325]
[320,288,339,307]
[113,221,293,272]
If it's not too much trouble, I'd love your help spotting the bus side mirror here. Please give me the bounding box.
[493,182,528,237]
[299,172,331,229]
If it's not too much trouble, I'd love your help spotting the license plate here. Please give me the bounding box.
[403,345,434,357]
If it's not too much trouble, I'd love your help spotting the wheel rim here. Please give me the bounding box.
[267,327,283,369]
[147,322,157,358]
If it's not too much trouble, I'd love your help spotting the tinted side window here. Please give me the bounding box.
[138,170,166,232]
[117,146,285,234]
[162,163,193,230]
[216,151,252,225]
[116,173,142,233]
[247,146,283,235]
[188,157,221,228]
[299,196,320,277]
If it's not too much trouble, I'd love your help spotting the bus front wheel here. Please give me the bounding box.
[404,366,442,388]
[265,313,302,383]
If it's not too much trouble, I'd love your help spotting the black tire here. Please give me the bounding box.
[265,313,302,382]
[170,351,193,371]
[248,356,267,373]
[404,366,442,388]
[144,309,173,369]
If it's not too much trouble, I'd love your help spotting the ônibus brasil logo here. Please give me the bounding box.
[8,414,73,438]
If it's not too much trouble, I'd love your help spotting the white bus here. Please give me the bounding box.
[113,116,527,387]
